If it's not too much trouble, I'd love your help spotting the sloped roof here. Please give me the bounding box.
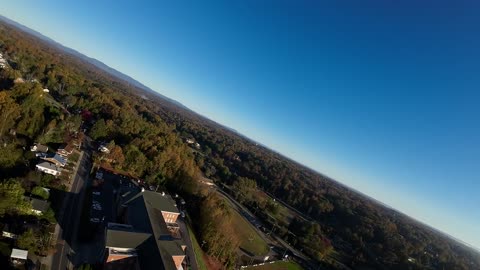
[31,144,48,152]
[125,190,179,213]
[106,229,151,249]
[11,249,28,260]
[123,191,185,270]
[42,153,67,166]
[36,162,60,172]
[29,197,50,212]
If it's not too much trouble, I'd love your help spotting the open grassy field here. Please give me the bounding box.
[253,190,297,224]
[225,199,270,256]
[249,261,303,270]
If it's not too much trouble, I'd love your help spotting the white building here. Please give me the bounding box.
[10,249,28,265]
[36,162,61,176]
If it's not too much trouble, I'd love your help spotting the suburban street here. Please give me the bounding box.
[49,138,93,270]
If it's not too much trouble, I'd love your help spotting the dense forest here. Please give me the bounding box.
[0,19,479,270]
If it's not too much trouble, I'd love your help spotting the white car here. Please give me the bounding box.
[90,218,100,223]
[92,200,100,204]
[92,191,100,195]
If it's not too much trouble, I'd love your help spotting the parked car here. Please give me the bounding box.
[90,218,100,223]
[92,191,100,195]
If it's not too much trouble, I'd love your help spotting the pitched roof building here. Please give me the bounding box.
[41,153,67,167]
[105,189,186,270]
[25,197,50,215]
[30,144,49,152]
[36,162,61,176]
[57,143,74,157]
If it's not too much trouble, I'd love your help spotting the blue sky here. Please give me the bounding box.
[2,1,479,248]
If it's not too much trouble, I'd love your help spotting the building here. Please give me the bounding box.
[30,143,49,152]
[10,249,28,265]
[72,132,85,149]
[27,197,50,215]
[36,162,61,176]
[57,143,74,157]
[104,223,150,270]
[105,189,186,270]
[41,153,67,167]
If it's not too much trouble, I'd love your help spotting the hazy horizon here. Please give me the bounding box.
[2,0,479,250]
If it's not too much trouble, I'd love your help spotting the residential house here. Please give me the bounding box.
[72,132,85,149]
[106,189,186,270]
[30,143,49,152]
[57,143,74,157]
[36,162,61,176]
[10,249,28,265]
[41,153,67,167]
[27,197,50,215]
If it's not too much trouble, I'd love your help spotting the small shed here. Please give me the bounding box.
[10,248,28,263]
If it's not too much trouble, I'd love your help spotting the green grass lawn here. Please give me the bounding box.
[249,261,303,270]
[225,199,270,256]
[186,224,208,270]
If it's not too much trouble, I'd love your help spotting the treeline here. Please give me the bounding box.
[0,21,239,267]
[174,106,480,269]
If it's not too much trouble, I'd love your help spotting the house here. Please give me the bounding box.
[30,143,49,152]
[57,143,74,157]
[2,224,18,239]
[72,132,85,149]
[10,249,28,265]
[27,197,50,215]
[41,153,67,167]
[106,189,186,270]
[36,162,61,176]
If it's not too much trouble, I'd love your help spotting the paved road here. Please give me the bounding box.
[50,138,93,270]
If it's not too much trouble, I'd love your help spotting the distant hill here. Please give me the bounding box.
[0,14,188,110]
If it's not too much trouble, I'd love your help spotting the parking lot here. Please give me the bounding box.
[75,169,141,263]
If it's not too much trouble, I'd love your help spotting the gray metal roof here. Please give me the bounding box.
[36,161,60,171]
[122,190,184,270]
[29,197,50,212]
[125,190,179,213]
[106,229,151,249]
[11,249,28,260]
